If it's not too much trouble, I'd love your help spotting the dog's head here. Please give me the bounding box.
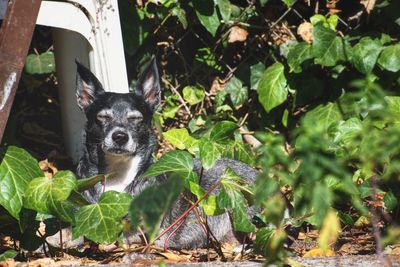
[75,58,160,157]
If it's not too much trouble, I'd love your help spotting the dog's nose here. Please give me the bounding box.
[112,131,129,145]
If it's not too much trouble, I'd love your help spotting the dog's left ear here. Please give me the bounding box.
[75,60,105,111]
[136,56,161,111]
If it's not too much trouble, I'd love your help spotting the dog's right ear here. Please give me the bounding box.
[75,60,105,110]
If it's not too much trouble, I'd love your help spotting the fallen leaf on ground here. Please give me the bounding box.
[158,251,190,262]
[228,26,249,43]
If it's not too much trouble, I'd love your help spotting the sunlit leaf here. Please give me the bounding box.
[377,44,400,72]
[73,191,132,243]
[0,146,43,220]
[257,62,288,112]
[25,52,55,74]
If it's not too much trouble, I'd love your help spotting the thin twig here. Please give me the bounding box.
[137,226,148,246]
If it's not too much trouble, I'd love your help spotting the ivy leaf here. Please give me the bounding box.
[0,250,18,261]
[193,0,220,37]
[199,138,223,170]
[73,191,132,243]
[24,171,77,213]
[333,118,362,148]
[303,102,341,133]
[0,146,43,220]
[216,0,231,22]
[163,128,198,152]
[351,37,383,74]
[232,200,256,232]
[218,168,254,232]
[312,24,345,67]
[24,171,77,223]
[25,52,55,74]
[182,86,205,106]
[129,175,183,242]
[225,76,248,108]
[250,62,265,90]
[287,42,313,73]
[377,44,400,72]
[257,62,288,112]
[210,121,238,143]
[143,150,194,178]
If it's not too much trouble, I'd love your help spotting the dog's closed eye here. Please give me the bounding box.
[97,110,113,122]
[127,111,143,122]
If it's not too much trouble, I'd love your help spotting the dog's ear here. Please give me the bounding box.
[75,60,105,110]
[136,56,161,111]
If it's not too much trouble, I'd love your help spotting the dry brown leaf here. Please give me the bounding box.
[209,77,225,96]
[38,159,58,178]
[303,248,336,257]
[360,0,376,14]
[228,26,249,43]
[158,251,190,263]
[297,22,313,44]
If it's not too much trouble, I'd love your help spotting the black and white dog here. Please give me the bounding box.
[75,58,259,249]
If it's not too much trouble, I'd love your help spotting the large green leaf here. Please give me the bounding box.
[287,42,313,73]
[24,171,77,223]
[210,121,238,143]
[257,62,288,112]
[224,76,248,108]
[73,191,132,243]
[193,0,220,37]
[199,138,223,170]
[25,52,55,74]
[143,150,194,178]
[182,86,205,106]
[0,146,43,220]
[312,24,345,67]
[250,62,265,90]
[351,37,383,74]
[163,128,198,152]
[377,44,400,72]
[24,171,77,213]
[129,175,183,242]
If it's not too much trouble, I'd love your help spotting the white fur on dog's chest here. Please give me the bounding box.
[104,154,142,192]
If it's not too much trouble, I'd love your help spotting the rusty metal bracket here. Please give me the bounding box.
[0,0,42,142]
